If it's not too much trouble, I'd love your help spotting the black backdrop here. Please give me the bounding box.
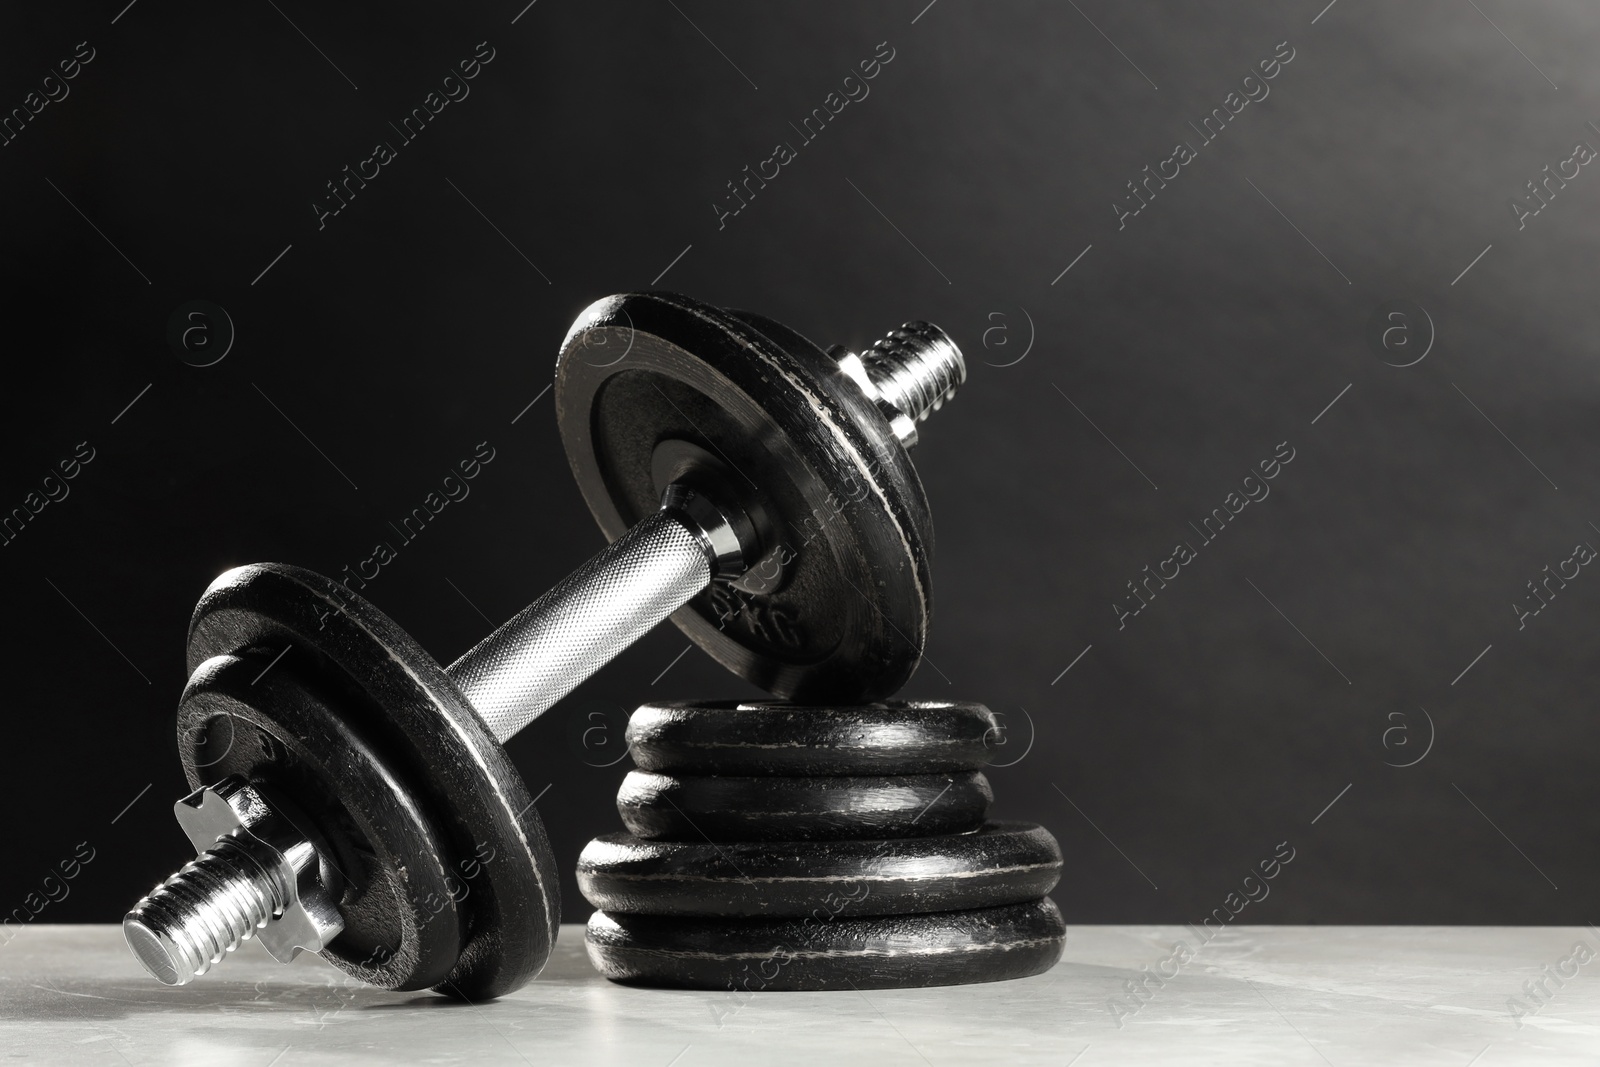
[5,0,1598,931]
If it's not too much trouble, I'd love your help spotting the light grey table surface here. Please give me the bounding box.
[1,925,1595,1065]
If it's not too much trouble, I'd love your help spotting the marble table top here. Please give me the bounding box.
[1,924,1594,1065]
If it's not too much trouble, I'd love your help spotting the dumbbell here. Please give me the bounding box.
[121,291,967,998]
[578,700,1067,990]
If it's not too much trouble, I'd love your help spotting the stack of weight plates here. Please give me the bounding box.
[578,699,1066,990]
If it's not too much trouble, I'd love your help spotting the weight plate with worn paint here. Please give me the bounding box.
[584,897,1066,990]
[577,821,1062,917]
[626,699,1001,775]
[554,291,935,703]
[185,562,560,999]
[616,770,991,841]
[177,651,463,991]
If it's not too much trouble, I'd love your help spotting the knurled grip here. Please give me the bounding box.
[447,510,714,743]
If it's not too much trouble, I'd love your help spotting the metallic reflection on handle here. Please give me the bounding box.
[446,509,714,743]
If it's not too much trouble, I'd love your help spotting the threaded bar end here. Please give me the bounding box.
[859,321,967,426]
[122,836,290,986]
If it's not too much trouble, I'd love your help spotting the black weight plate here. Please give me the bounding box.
[185,563,559,999]
[176,652,463,991]
[555,291,935,703]
[585,897,1065,990]
[577,821,1061,917]
[617,770,991,841]
[627,699,1001,775]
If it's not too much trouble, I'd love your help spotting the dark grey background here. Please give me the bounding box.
[4,0,1596,929]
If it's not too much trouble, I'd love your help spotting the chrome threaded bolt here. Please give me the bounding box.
[836,321,966,448]
[123,835,291,985]
[860,322,967,425]
[124,779,345,986]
